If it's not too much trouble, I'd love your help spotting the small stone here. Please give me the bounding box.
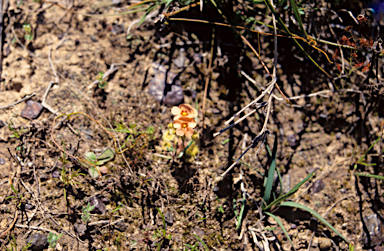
[0,120,5,128]
[25,202,34,210]
[90,35,98,42]
[21,100,43,120]
[287,134,297,148]
[164,212,173,225]
[26,233,48,250]
[52,170,60,179]
[363,213,384,246]
[111,24,125,34]
[147,63,184,106]
[311,180,325,194]
[318,237,332,249]
[88,197,106,214]
[74,223,87,236]
[0,158,5,165]
[114,221,127,232]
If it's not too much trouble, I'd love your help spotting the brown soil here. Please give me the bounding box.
[0,0,383,251]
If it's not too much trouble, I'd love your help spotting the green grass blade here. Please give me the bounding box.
[262,0,331,78]
[194,234,208,251]
[289,0,308,38]
[236,194,246,230]
[265,212,296,251]
[263,137,278,208]
[355,172,384,180]
[280,201,349,243]
[264,171,315,211]
[356,134,382,166]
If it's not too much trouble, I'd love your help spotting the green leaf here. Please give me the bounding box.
[262,0,331,78]
[194,234,209,251]
[263,137,278,208]
[355,172,384,180]
[89,167,99,178]
[264,171,315,211]
[265,212,296,251]
[289,0,308,38]
[95,147,114,165]
[280,201,349,243]
[85,151,97,162]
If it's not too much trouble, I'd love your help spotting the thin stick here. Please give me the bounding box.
[15,224,60,235]
[202,30,215,129]
[0,210,18,238]
[0,93,36,110]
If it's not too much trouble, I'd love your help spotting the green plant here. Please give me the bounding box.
[82,202,96,224]
[8,122,28,139]
[152,208,172,251]
[47,232,63,249]
[260,138,349,250]
[81,147,115,178]
[22,23,33,41]
[183,234,208,251]
[96,72,108,89]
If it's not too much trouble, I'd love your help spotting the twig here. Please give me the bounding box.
[0,93,36,110]
[14,224,60,235]
[88,218,124,227]
[0,210,18,238]
[41,46,59,115]
[202,30,215,129]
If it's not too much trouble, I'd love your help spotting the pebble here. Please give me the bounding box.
[287,134,297,148]
[164,212,173,225]
[21,100,43,120]
[0,120,5,128]
[114,221,127,232]
[26,233,48,250]
[0,158,5,165]
[88,197,106,214]
[363,213,384,246]
[147,63,184,106]
[52,169,61,179]
[318,237,332,249]
[74,223,87,236]
[311,180,325,194]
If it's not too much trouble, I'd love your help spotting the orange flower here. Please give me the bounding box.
[171,104,197,120]
[173,117,196,137]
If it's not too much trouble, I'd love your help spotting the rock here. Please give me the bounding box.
[51,169,60,179]
[88,197,106,214]
[26,233,48,250]
[311,180,325,194]
[318,237,332,249]
[164,212,173,225]
[287,134,297,148]
[114,221,127,232]
[111,24,125,34]
[74,223,87,236]
[21,100,43,120]
[0,158,5,165]
[363,213,384,246]
[147,63,184,106]
[0,120,5,128]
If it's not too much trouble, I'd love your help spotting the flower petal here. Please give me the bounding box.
[184,128,194,137]
[171,107,181,116]
[187,121,197,128]
[175,128,184,136]
[173,122,181,129]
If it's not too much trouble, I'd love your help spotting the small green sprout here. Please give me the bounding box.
[82,202,96,224]
[96,72,107,89]
[22,24,33,41]
[47,232,63,249]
